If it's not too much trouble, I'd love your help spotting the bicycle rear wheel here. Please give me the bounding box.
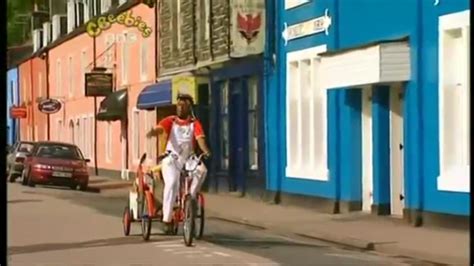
[182,195,195,246]
[141,197,152,241]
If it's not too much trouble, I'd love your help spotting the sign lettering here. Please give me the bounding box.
[86,10,152,38]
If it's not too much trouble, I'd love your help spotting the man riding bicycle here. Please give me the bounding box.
[147,93,211,234]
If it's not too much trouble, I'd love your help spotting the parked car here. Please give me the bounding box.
[6,141,35,182]
[21,141,91,190]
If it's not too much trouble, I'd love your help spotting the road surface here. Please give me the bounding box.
[7,182,439,266]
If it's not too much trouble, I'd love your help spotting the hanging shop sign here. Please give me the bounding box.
[86,10,153,38]
[9,106,27,119]
[230,0,266,58]
[85,72,114,97]
[38,98,62,114]
[281,9,332,46]
[172,77,199,104]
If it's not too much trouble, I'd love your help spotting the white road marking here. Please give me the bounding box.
[154,243,183,248]
[173,250,203,255]
[212,251,231,257]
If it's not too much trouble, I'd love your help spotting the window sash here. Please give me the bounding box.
[140,41,147,80]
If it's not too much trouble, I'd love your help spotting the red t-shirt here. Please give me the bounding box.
[157,115,205,140]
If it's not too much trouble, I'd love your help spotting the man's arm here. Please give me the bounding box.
[194,120,211,156]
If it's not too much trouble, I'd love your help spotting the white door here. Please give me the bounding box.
[362,87,374,212]
[121,122,128,180]
[390,84,405,217]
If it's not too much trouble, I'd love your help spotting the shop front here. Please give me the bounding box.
[208,57,265,196]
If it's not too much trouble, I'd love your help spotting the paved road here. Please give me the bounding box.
[7,182,439,266]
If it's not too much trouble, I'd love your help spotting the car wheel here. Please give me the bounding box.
[27,171,35,187]
[8,173,18,183]
[79,183,88,191]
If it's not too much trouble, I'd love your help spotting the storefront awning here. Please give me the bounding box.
[96,89,128,121]
[319,39,411,90]
[136,80,172,110]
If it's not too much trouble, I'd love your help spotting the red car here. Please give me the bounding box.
[21,141,90,190]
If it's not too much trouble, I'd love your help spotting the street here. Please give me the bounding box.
[7,182,440,266]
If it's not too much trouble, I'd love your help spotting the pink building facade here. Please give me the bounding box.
[47,3,157,178]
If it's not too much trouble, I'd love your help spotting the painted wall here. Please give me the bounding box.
[18,60,34,142]
[265,0,469,216]
[7,68,19,145]
[31,57,49,142]
[47,3,156,177]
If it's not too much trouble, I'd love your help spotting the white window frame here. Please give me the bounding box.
[106,122,113,162]
[121,32,129,85]
[82,116,88,157]
[56,59,62,97]
[68,55,74,97]
[437,10,470,193]
[132,108,141,162]
[285,0,310,10]
[285,45,329,181]
[140,40,148,81]
[105,39,113,68]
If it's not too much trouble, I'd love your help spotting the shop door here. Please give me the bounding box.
[228,78,245,192]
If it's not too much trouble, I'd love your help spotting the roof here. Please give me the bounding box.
[34,141,78,147]
[13,1,143,67]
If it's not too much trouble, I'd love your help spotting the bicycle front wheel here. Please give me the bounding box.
[182,195,195,247]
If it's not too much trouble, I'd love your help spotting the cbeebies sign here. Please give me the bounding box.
[86,10,152,38]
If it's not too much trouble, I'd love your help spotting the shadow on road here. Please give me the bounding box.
[8,236,177,255]
[7,199,43,204]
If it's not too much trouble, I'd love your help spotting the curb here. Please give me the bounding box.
[206,210,467,265]
[206,210,374,251]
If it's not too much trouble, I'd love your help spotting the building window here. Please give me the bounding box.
[22,78,28,103]
[285,0,310,10]
[82,117,88,157]
[220,81,229,170]
[248,76,259,170]
[105,40,113,68]
[89,115,94,160]
[140,40,148,81]
[437,10,470,193]
[132,109,141,160]
[144,111,156,161]
[81,49,87,96]
[177,0,182,50]
[57,119,63,141]
[198,0,210,44]
[106,122,113,162]
[68,56,74,97]
[56,59,62,97]
[38,73,43,98]
[286,45,328,180]
[121,36,129,84]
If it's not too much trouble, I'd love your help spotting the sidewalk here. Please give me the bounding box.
[88,175,469,265]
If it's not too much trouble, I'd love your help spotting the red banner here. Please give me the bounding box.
[10,106,27,119]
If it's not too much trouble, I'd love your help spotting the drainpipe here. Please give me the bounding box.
[45,50,51,140]
[29,60,36,141]
[413,0,424,227]
[93,35,99,175]
[155,0,159,79]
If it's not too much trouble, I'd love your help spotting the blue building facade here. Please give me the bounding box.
[265,0,469,226]
[7,68,19,146]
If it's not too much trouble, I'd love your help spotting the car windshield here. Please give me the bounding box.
[35,145,83,160]
[18,143,34,153]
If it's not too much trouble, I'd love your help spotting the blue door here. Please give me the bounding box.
[228,78,246,192]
